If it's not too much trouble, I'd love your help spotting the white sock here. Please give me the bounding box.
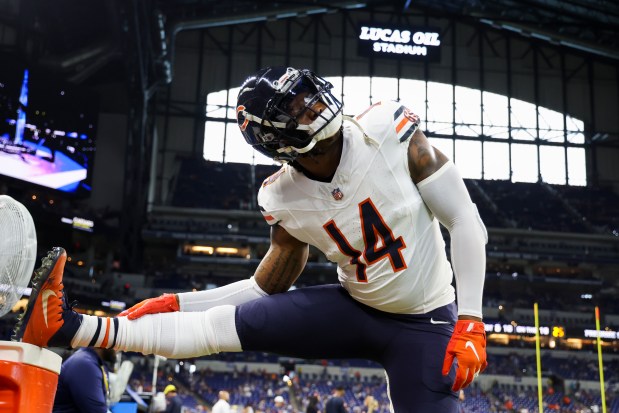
[72,305,242,359]
[71,315,119,348]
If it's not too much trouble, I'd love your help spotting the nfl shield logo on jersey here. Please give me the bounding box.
[331,188,344,201]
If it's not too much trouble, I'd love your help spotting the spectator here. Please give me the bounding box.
[325,387,347,413]
[274,395,287,412]
[306,394,320,413]
[52,348,116,413]
[212,390,231,413]
[363,396,378,413]
[164,384,183,413]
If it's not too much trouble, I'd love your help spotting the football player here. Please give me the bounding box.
[14,67,487,412]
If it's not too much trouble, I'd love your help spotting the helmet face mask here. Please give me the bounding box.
[237,67,343,162]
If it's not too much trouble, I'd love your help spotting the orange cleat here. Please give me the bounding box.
[12,247,82,348]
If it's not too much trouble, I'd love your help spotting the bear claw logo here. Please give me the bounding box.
[236,105,249,131]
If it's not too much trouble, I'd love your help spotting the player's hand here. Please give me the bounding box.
[442,319,488,391]
[118,294,180,320]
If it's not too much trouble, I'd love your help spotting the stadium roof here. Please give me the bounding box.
[3,0,619,61]
[158,0,619,58]
[1,0,617,87]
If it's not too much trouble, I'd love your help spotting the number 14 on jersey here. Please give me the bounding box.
[323,198,407,282]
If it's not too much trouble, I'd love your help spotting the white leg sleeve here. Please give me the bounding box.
[113,305,241,358]
[177,276,268,312]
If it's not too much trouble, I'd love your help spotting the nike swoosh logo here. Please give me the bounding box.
[465,341,481,362]
[430,318,449,324]
[42,289,56,328]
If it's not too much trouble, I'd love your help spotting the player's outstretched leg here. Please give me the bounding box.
[12,247,82,347]
[12,246,240,358]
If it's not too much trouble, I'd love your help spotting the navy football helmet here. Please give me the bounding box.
[236,67,343,162]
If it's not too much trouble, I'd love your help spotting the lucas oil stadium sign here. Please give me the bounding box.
[357,24,441,62]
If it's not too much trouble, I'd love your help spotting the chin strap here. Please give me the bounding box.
[342,115,377,146]
[293,111,344,154]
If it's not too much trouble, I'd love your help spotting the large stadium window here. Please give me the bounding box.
[226,87,240,119]
[567,148,586,186]
[342,76,371,115]
[511,143,538,183]
[398,78,426,129]
[427,82,454,135]
[510,99,537,141]
[540,145,567,185]
[455,140,482,179]
[205,89,228,119]
[203,121,225,162]
[538,107,565,143]
[566,116,585,144]
[324,76,343,102]
[371,77,398,104]
[482,92,509,140]
[223,123,264,164]
[455,86,482,137]
[484,142,510,180]
[203,77,587,186]
[429,137,453,161]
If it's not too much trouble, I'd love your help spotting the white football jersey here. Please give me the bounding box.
[258,100,455,315]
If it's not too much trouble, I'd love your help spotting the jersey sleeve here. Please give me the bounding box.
[257,167,286,226]
[258,203,279,226]
[391,102,421,143]
[355,100,421,146]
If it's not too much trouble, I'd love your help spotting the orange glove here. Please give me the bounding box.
[118,293,180,320]
[442,319,488,391]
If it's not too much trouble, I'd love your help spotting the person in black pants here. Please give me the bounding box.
[325,386,347,413]
[306,394,320,413]
[163,385,183,413]
[53,348,115,413]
